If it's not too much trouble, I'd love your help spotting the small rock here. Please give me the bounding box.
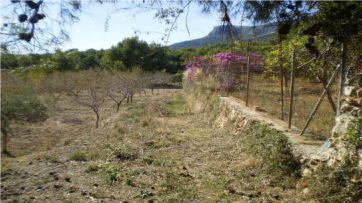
[125,107,133,111]
[227,187,236,194]
[302,168,312,177]
[272,193,280,200]
[64,177,71,182]
[93,183,99,187]
[81,190,87,196]
[53,176,59,181]
[237,191,245,196]
[179,172,192,178]
[20,187,25,190]
[68,187,76,193]
[29,196,35,200]
[28,161,33,165]
[49,172,55,176]
[302,188,310,194]
[53,183,63,189]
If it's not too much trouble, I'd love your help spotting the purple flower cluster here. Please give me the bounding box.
[186,52,264,83]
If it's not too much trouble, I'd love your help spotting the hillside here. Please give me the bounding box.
[170,24,277,49]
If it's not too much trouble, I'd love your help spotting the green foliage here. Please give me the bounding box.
[101,164,119,184]
[85,163,99,173]
[112,146,138,161]
[307,157,362,203]
[68,150,87,161]
[244,122,301,178]
[1,84,47,123]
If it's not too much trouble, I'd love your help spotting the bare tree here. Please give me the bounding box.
[101,71,129,112]
[69,70,106,128]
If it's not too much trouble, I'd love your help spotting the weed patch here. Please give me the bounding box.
[112,146,138,161]
[100,164,119,184]
[85,163,99,173]
[242,121,301,179]
[68,150,87,162]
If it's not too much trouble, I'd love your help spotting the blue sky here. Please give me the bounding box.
[1,1,250,52]
[61,1,221,51]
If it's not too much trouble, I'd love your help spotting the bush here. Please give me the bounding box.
[243,122,301,178]
[1,74,48,153]
[1,88,47,123]
[68,150,87,161]
[112,147,138,161]
[101,164,119,184]
[85,163,99,173]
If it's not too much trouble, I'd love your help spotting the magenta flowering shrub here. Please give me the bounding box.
[186,52,264,86]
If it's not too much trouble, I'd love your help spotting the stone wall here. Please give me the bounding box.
[321,84,362,174]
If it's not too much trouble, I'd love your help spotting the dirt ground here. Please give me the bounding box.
[1,89,304,203]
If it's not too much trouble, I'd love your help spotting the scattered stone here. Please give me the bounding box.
[125,107,133,111]
[28,161,33,165]
[93,183,99,187]
[64,177,71,182]
[68,187,76,193]
[29,196,35,200]
[53,183,63,189]
[302,188,310,195]
[53,176,59,181]
[237,191,246,196]
[272,193,280,200]
[49,172,55,176]
[225,186,236,194]
[344,86,356,96]
[81,190,87,196]
[302,168,312,177]
[179,172,192,178]
[20,187,25,190]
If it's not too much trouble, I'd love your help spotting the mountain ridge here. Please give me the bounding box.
[170,24,277,49]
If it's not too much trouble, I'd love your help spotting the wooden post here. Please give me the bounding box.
[337,43,347,116]
[245,54,250,106]
[227,61,230,96]
[300,64,341,136]
[278,38,284,120]
[288,48,296,129]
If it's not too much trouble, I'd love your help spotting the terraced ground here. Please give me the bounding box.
[1,89,305,203]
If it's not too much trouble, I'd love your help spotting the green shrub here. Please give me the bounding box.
[112,147,138,161]
[85,163,99,173]
[68,150,87,161]
[244,122,301,178]
[101,164,119,184]
[1,88,47,123]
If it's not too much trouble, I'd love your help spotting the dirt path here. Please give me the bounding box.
[1,90,298,203]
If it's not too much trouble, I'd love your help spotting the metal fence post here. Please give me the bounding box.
[245,54,250,106]
[288,48,296,129]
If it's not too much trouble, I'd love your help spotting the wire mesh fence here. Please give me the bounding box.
[227,62,338,140]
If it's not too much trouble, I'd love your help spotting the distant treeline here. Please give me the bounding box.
[0,37,272,74]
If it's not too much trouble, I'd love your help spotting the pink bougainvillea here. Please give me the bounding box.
[186,52,264,83]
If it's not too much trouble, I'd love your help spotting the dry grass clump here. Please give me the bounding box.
[68,150,87,162]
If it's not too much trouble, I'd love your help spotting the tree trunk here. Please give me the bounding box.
[1,127,9,154]
[116,103,121,112]
[95,112,100,128]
